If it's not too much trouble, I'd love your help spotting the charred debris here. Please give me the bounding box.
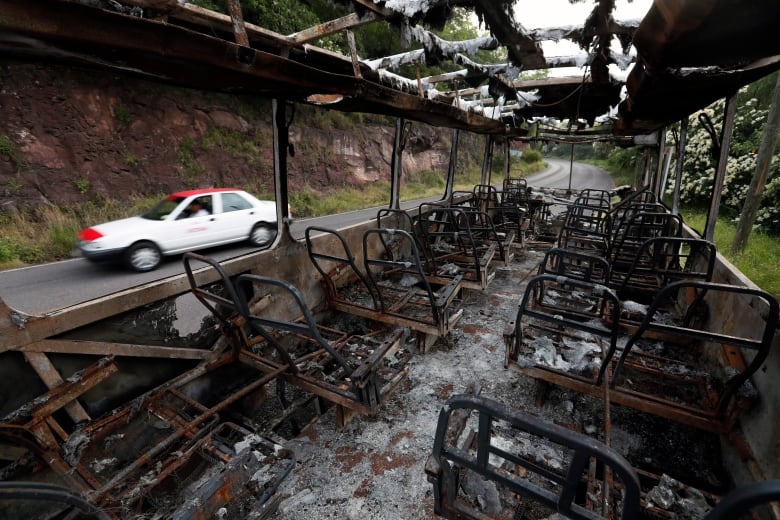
[1,0,780,518]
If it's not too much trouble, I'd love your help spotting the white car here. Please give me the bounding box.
[78,188,280,272]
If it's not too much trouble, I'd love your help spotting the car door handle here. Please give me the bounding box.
[209,217,216,221]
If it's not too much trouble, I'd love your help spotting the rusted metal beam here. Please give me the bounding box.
[226,0,250,47]
[288,12,380,45]
[19,358,118,424]
[20,339,215,359]
[88,364,286,501]
[23,352,91,424]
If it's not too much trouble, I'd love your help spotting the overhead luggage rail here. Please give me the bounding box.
[306,226,463,347]
[425,394,641,520]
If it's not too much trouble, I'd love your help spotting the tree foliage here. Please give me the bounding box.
[668,90,780,234]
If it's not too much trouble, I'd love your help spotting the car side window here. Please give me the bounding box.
[221,193,253,213]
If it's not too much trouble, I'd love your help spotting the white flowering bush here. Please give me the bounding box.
[668,95,780,233]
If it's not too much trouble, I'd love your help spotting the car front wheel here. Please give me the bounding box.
[124,241,162,272]
[249,223,277,247]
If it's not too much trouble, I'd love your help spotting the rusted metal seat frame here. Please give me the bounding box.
[459,207,515,265]
[0,358,290,516]
[538,248,611,285]
[183,252,297,369]
[416,205,496,289]
[504,274,622,387]
[557,202,612,257]
[187,252,408,424]
[473,183,528,248]
[0,482,111,520]
[234,274,409,426]
[362,228,464,338]
[606,212,683,272]
[306,226,462,339]
[526,195,559,241]
[574,189,612,208]
[75,387,224,508]
[472,183,501,215]
[610,237,717,303]
[305,225,380,312]
[609,280,779,431]
[0,357,120,496]
[609,187,658,222]
[377,208,435,272]
[425,394,641,520]
[502,177,528,205]
[168,421,295,518]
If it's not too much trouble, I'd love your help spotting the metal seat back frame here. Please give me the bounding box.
[425,394,641,520]
[305,226,380,310]
[611,237,717,302]
[611,280,779,428]
[538,247,611,285]
[234,273,408,424]
[504,274,622,386]
[417,205,495,289]
[362,228,463,337]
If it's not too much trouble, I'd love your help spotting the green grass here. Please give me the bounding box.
[0,194,163,270]
[682,209,780,298]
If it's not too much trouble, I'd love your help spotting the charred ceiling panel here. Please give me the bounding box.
[511,77,623,126]
[617,0,780,134]
[634,0,780,69]
[471,0,547,70]
[0,0,778,139]
[0,0,359,99]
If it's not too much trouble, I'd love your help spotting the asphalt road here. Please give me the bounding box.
[0,159,612,314]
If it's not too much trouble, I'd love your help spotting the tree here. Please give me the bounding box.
[731,73,780,254]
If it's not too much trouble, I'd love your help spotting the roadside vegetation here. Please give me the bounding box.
[0,150,546,270]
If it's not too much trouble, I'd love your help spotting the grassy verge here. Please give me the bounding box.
[681,209,780,298]
[0,194,162,271]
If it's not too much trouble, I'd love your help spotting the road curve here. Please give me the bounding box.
[0,159,613,313]
[526,158,614,191]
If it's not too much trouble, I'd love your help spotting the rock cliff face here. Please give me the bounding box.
[0,63,469,213]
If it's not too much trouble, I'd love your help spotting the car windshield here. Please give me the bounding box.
[142,196,185,221]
